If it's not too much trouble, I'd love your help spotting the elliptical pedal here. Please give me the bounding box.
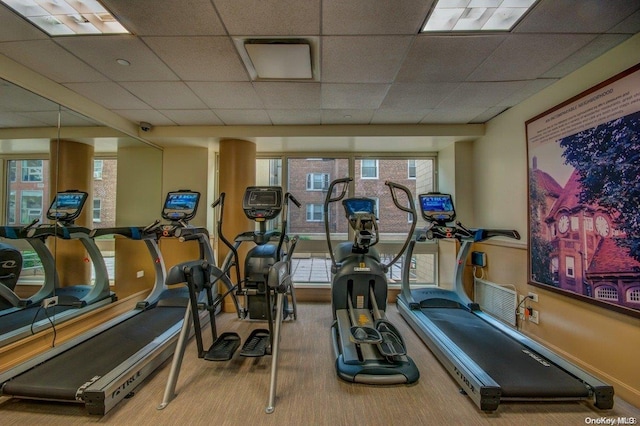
[204,332,241,361]
[375,320,406,357]
[240,328,270,357]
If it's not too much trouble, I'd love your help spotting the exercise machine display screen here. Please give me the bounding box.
[162,191,200,221]
[47,191,88,222]
[342,198,376,217]
[243,187,282,221]
[419,193,455,223]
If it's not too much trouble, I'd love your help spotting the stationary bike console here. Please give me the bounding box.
[162,190,200,222]
[47,190,88,224]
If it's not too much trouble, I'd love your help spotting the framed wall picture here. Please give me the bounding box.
[526,63,640,317]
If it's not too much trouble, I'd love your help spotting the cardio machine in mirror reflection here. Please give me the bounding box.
[0,78,164,352]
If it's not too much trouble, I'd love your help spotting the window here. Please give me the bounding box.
[20,190,43,223]
[94,160,104,180]
[9,162,16,182]
[306,173,329,191]
[306,204,324,222]
[584,216,593,232]
[565,256,575,278]
[21,160,43,182]
[8,191,16,224]
[627,287,640,303]
[278,155,436,286]
[360,159,378,179]
[596,286,618,301]
[93,199,102,222]
[571,216,579,231]
[408,159,416,179]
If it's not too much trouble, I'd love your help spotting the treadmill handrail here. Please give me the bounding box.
[90,226,159,240]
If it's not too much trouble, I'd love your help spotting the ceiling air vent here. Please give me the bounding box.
[235,38,317,81]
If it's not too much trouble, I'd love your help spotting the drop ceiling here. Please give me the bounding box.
[0,0,639,152]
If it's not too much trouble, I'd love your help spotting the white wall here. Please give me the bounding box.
[469,33,640,406]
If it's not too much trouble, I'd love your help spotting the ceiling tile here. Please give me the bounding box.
[380,83,459,110]
[187,82,263,109]
[213,0,320,35]
[0,81,59,111]
[253,82,320,109]
[467,34,597,81]
[0,6,48,41]
[112,109,176,125]
[370,109,427,124]
[321,84,389,109]
[143,36,249,81]
[102,0,226,36]
[500,79,558,107]
[268,109,321,125]
[609,9,640,33]
[1,112,50,127]
[515,0,640,34]
[421,107,489,124]
[541,34,632,79]
[322,36,414,83]
[63,82,150,110]
[55,35,179,82]
[120,82,208,109]
[322,0,433,35]
[158,109,223,125]
[438,81,530,109]
[213,109,272,125]
[0,40,109,83]
[396,35,506,83]
[322,109,374,124]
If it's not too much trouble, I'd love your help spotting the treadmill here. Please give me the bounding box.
[0,190,115,346]
[0,190,208,416]
[396,192,614,411]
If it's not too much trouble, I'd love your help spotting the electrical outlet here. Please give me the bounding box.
[529,309,539,324]
[528,292,538,302]
[42,296,58,309]
[136,270,144,278]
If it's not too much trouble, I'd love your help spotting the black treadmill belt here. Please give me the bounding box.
[2,305,186,401]
[422,307,590,398]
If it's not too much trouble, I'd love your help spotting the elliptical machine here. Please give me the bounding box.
[159,186,299,413]
[324,177,419,384]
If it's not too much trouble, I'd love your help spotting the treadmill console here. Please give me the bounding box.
[243,186,282,221]
[419,193,456,224]
[162,190,200,222]
[47,190,88,224]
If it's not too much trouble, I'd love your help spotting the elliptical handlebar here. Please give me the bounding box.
[423,221,520,243]
[285,192,301,208]
[211,192,241,284]
[324,177,352,269]
[382,181,418,270]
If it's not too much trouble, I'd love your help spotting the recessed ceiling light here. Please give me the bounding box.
[1,0,130,36]
[421,0,538,32]
[116,58,130,66]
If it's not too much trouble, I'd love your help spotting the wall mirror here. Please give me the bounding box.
[0,78,163,348]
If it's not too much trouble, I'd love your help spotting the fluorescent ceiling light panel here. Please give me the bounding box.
[245,43,312,80]
[1,0,129,36]
[422,0,537,32]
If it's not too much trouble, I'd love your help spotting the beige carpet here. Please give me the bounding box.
[1,303,638,425]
